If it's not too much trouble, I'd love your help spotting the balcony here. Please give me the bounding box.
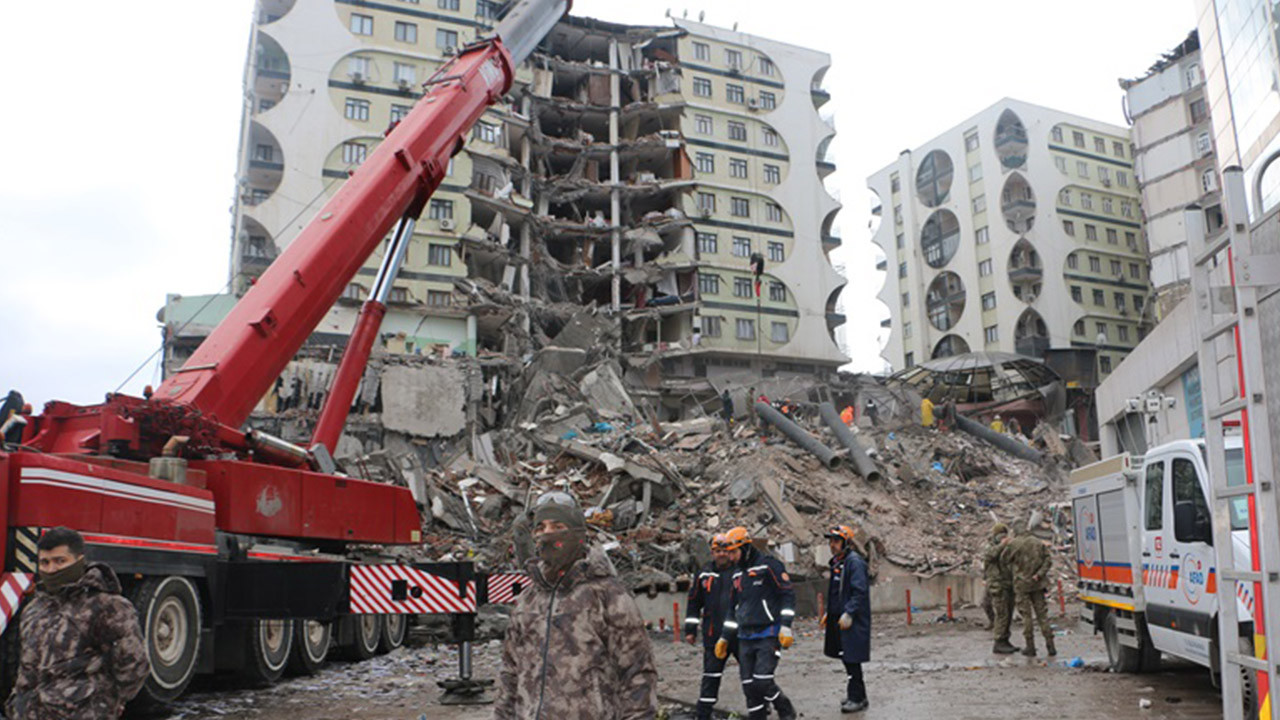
[1008,265,1043,280]
[823,234,842,251]
[810,86,831,109]
[817,159,836,178]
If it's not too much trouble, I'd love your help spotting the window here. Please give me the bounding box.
[1081,192,1093,210]
[975,226,989,245]
[343,283,364,300]
[770,321,789,343]
[693,77,712,97]
[972,195,986,213]
[981,292,996,310]
[1063,220,1075,236]
[436,28,458,50]
[890,174,900,193]
[1121,201,1133,218]
[765,202,782,222]
[1052,126,1064,143]
[1196,132,1212,156]
[895,233,904,249]
[726,84,745,104]
[725,49,743,68]
[693,42,710,61]
[1190,98,1208,124]
[898,262,907,279]
[1074,320,1085,336]
[1125,231,1138,248]
[696,115,713,135]
[1059,189,1072,206]
[732,236,751,257]
[1100,355,1112,374]
[1085,224,1098,241]
[428,198,454,220]
[1072,131,1085,148]
[905,352,915,368]
[1135,295,1145,312]
[1089,256,1101,272]
[1129,263,1141,279]
[698,273,720,295]
[985,325,999,344]
[1076,160,1089,178]
[768,241,785,262]
[979,259,993,276]
[258,98,276,112]
[965,133,980,151]
[1094,137,1106,153]
[759,57,775,76]
[1071,286,1083,302]
[1102,197,1113,214]
[254,143,274,162]
[1185,62,1201,87]
[427,290,452,306]
[902,291,911,307]
[248,188,269,205]
[1114,292,1126,311]
[1118,325,1130,342]
[1093,289,1105,305]
[1172,458,1211,542]
[703,316,722,337]
[438,0,460,8]
[1054,156,1067,174]
[734,277,753,297]
[1106,228,1118,244]
[1202,168,1218,192]
[394,62,416,85]
[697,192,716,213]
[387,287,409,304]
[1096,321,1108,338]
[730,197,750,217]
[903,322,913,339]
[394,21,418,43]
[349,56,371,78]
[763,127,779,146]
[736,318,755,340]
[893,205,903,225]
[696,152,715,174]
[427,244,452,266]
[1117,171,1128,187]
[342,142,367,164]
[350,13,373,35]
[764,164,781,184]
[729,157,748,178]
[968,163,983,182]
[1067,254,1079,270]
[1110,259,1122,276]
[344,97,370,121]
[476,0,501,19]
[472,121,499,143]
[1113,140,1126,157]
[728,121,746,141]
[1098,166,1110,184]
[759,91,776,110]
[1144,461,1165,530]
[769,283,786,302]
[696,232,718,255]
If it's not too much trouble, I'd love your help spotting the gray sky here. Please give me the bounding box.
[0,0,1196,408]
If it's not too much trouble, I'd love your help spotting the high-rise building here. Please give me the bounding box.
[163,1,847,396]
[869,98,1150,377]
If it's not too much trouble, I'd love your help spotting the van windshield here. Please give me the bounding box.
[1226,448,1249,531]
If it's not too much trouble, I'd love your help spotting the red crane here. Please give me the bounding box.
[1,0,568,703]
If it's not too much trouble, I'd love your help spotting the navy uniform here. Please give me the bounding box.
[717,537,797,720]
[823,526,871,713]
[685,554,736,719]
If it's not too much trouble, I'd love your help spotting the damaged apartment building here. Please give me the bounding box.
[161,0,847,423]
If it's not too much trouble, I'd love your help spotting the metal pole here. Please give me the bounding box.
[755,402,841,469]
[459,640,473,681]
[818,402,882,481]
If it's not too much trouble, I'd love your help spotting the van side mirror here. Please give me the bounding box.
[1174,500,1213,544]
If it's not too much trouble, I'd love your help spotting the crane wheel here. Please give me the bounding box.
[341,614,382,660]
[130,576,202,703]
[239,618,294,685]
[378,614,408,653]
[286,620,331,676]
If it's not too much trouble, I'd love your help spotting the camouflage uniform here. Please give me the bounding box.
[494,546,657,719]
[1006,535,1055,654]
[982,537,1015,645]
[6,563,149,720]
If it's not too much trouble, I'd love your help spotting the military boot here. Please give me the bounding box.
[992,639,1018,654]
[1021,643,1037,657]
[773,694,798,720]
[841,698,870,713]
[1045,636,1057,657]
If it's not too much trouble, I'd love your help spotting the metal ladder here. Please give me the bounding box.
[1187,165,1280,719]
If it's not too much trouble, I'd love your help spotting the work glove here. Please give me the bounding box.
[779,626,794,649]
[714,638,730,659]
[839,613,853,630]
[684,633,696,645]
[819,613,827,629]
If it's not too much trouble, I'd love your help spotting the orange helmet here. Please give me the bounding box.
[824,525,857,545]
[722,526,750,551]
[710,533,732,552]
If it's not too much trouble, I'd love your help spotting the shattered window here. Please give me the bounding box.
[736,318,755,339]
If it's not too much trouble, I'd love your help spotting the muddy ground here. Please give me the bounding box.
[161,607,1223,719]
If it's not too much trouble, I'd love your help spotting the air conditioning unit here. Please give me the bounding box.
[349,71,366,84]
[397,77,413,90]
[1101,178,1112,187]
[443,46,457,56]
[699,208,712,218]
[1119,308,1128,316]
[747,98,760,110]
[439,218,457,230]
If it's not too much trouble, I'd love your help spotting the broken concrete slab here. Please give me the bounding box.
[382,364,466,437]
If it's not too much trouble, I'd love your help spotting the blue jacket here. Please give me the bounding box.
[722,546,795,639]
[685,562,734,649]
[824,549,871,663]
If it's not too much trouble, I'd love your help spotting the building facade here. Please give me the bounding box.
[165,0,846,389]
[869,98,1151,376]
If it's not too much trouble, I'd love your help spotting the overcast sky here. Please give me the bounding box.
[0,0,1196,408]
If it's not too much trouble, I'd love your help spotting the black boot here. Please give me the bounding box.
[1046,636,1057,656]
[773,694,797,720]
[841,698,870,713]
[993,639,1019,654]
[1021,643,1037,657]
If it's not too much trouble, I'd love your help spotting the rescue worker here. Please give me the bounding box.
[983,523,1018,654]
[715,527,797,720]
[840,405,854,426]
[864,397,879,426]
[1006,530,1055,657]
[495,492,658,719]
[720,389,735,422]
[921,397,935,428]
[990,414,1005,434]
[685,534,738,719]
[823,526,871,713]
[6,526,149,720]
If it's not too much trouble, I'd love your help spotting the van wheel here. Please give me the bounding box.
[1103,612,1141,673]
[287,620,331,676]
[378,614,408,654]
[342,615,382,660]
[240,619,293,685]
[1241,636,1260,720]
[131,576,202,703]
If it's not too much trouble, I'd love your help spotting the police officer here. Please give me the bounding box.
[823,526,871,713]
[685,534,738,719]
[983,523,1018,654]
[715,527,797,720]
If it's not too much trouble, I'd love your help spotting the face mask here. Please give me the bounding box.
[39,557,86,593]
[536,529,585,577]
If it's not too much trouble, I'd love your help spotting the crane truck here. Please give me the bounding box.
[0,0,567,703]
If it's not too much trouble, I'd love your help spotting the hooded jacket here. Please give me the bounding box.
[823,548,871,663]
[685,561,734,650]
[494,546,657,720]
[6,563,149,720]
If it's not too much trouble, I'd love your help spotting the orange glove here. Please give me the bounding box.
[714,638,730,659]
[779,626,794,649]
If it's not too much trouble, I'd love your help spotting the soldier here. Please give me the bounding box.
[494,491,657,719]
[1006,531,1056,657]
[983,523,1018,654]
[715,527,797,720]
[823,526,871,713]
[684,534,738,719]
[6,526,149,720]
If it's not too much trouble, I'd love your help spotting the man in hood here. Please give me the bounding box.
[494,492,657,719]
[6,526,149,719]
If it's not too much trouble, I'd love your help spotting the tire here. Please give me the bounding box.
[1240,635,1260,720]
[239,618,294,685]
[130,576,202,704]
[378,614,408,654]
[287,620,331,676]
[342,614,382,660]
[1103,611,1142,673]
